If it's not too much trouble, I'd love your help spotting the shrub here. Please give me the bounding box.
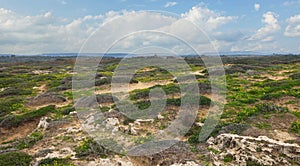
[39,158,73,166]
[0,88,32,97]
[96,94,118,104]
[290,121,300,133]
[100,106,110,112]
[61,107,76,115]
[133,134,154,145]
[75,138,108,158]
[95,77,111,86]
[17,131,44,149]
[0,98,23,116]
[135,100,151,109]
[256,103,288,114]
[290,73,300,80]
[236,103,288,123]
[292,111,300,119]
[223,154,233,163]
[130,88,150,100]
[236,107,258,122]
[254,122,272,129]
[0,105,55,128]
[0,152,32,166]
[166,98,181,106]
[246,160,262,166]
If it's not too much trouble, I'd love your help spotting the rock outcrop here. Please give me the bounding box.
[207,134,300,166]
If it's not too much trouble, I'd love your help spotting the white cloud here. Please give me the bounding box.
[0,4,239,54]
[181,5,236,31]
[284,14,300,37]
[230,12,283,53]
[164,2,178,8]
[0,8,105,54]
[254,3,260,11]
[249,12,280,41]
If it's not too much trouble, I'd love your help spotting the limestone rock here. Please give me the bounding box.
[36,117,50,131]
[88,157,133,166]
[207,134,300,166]
[171,161,200,166]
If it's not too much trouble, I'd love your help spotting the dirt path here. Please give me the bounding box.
[33,84,47,93]
[95,80,172,94]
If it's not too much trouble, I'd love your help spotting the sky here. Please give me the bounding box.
[0,0,300,54]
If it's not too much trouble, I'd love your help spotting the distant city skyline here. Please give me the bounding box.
[0,0,300,54]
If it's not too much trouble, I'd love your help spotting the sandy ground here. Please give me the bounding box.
[95,80,171,94]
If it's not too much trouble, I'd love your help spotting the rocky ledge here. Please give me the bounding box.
[207,134,300,166]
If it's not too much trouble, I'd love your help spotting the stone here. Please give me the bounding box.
[105,118,120,128]
[36,117,50,131]
[134,119,154,125]
[89,157,133,166]
[207,134,300,166]
[66,127,82,134]
[171,161,200,166]
[129,123,138,135]
[157,114,164,120]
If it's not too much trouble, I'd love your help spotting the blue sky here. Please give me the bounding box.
[0,0,300,54]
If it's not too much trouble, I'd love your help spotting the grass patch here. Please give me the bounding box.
[0,152,32,166]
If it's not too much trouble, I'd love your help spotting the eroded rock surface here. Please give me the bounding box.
[207,134,300,166]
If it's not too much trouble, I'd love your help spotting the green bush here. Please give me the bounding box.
[96,94,118,104]
[246,160,262,166]
[0,98,24,116]
[0,78,25,88]
[0,88,32,97]
[130,88,150,100]
[236,107,259,122]
[290,121,300,133]
[236,103,288,123]
[0,152,32,166]
[289,73,300,80]
[39,158,73,166]
[223,154,233,163]
[0,105,55,128]
[135,100,151,109]
[256,103,288,114]
[130,83,180,100]
[133,134,154,145]
[166,98,181,106]
[61,107,76,115]
[17,131,44,149]
[95,77,111,86]
[254,122,272,129]
[75,138,108,158]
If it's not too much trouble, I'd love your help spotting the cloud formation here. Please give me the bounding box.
[254,3,260,11]
[181,5,235,31]
[164,2,178,8]
[0,5,237,54]
[249,12,280,42]
[284,14,300,37]
[0,4,296,54]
